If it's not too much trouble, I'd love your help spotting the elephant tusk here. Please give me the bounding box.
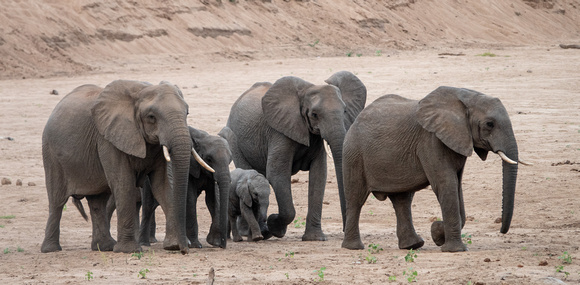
[163,145,171,162]
[497,151,517,165]
[518,159,534,166]
[192,147,215,173]
[324,141,333,159]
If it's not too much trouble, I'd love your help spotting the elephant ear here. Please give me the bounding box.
[415,86,473,157]
[262,76,314,146]
[91,80,152,158]
[325,71,367,131]
[188,126,210,179]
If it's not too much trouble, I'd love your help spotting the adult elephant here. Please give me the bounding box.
[220,71,366,240]
[41,80,207,254]
[341,86,531,252]
[140,126,232,249]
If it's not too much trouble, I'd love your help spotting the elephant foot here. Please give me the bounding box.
[163,235,187,253]
[302,229,327,241]
[91,238,116,252]
[430,221,445,246]
[398,237,424,250]
[250,234,264,242]
[112,241,141,253]
[188,238,203,249]
[149,236,158,243]
[232,235,243,242]
[441,241,468,252]
[41,241,62,253]
[266,214,288,238]
[341,237,365,250]
[261,230,273,240]
[206,232,221,247]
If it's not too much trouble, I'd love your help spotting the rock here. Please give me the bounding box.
[50,89,59,95]
[16,179,22,186]
[1,178,11,185]
[28,182,36,186]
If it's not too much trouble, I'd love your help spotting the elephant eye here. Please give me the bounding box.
[486,121,494,128]
[147,115,156,124]
[311,112,318,119]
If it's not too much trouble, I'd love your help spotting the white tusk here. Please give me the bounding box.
[518,159,534,166]
[324,141,333,159]
[497,151,517,165]
[163,145,171,162]
[192,147,215,173]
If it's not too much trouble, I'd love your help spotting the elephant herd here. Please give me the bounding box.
[39,71,530,255]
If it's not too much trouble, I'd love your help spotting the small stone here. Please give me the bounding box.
[50,89,59,95]
[539,260,548,266]
[27,182,36,186]
[494,217,502,223]
[16,179,22,186]
[1,178,11,185]
[484,258,491,262]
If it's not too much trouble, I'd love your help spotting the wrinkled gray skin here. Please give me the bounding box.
[41,80,191,254]
[141,127,232,249]
[228,168,271,242]
[220,71,366,241]
[342,87,520,252]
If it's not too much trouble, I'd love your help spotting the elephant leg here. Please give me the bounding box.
[431,168,467,248]
[139,183,154,246]
[111,186,142,253]
[41,175,68,253]
[229,213,243,242]
[149,208,157,243]
[302,149,327,241]
[86,192,116,251]
[431,173,467,252]
[265,173,295,239]
[341,150,368,250]
[241,205,263,241]
[236,216,250,237]
[186,184,202,248]
[205,184,221,247]
[388,192,424,250]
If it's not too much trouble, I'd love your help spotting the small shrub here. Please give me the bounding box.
[138,268,150,279]
[461,233,472,245]
[558,251,572,264]
[403,267,418,283]
[313,267,326,282]
[293,217,305,228]
[85,271,93,281]
[285,251,295,258]
[404,249,418,263]
[0,215,15,219]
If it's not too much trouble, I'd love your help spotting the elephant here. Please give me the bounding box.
[228,168,271,242]
[41,80,211,254]
[341,86,531,252]
[140,126,232,249]
[219,71,367,241]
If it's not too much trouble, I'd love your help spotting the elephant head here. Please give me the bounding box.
[416,86,529,234]
[92,80,192,253]
[188,127,232,248]
[261,71,367,225]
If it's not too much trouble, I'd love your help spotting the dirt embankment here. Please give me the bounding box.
[1,0,579,79]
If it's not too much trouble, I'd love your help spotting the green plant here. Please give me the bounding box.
[63,204,67,211]
[132,251,144,260]
[368,210,374,215]
[375,50,382,56]
[356,53,362,57]
[558,251,572,264]
[555,265,570,279]
[285,251,295,258]
[293,217,305,228]
[138,268,150,279]
[404,249,418,263]
[3,248,11,254]
[285,272,289,279]
[308,39,320,47]
[314,267,326,282]
[0,225,4,228]
[368,243,383,254]
[346,51,353,57]
[461,233,472,245]
[365,254,378,264]
[85,271,93,281]
[403,267,417,282]
[17,246,24,252]
[388,275,396,281]
[477,52,497,57]
[0,215,15,219]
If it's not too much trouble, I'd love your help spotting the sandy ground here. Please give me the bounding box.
[0,46,579,284]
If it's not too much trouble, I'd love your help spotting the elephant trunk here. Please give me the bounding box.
[216,172,231,248]
[500,143,519,234]
[328,134,347,230]
[166,132,192,254]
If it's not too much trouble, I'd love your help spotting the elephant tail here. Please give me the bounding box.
[72,197,89,222]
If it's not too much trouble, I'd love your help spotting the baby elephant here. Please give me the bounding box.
[229,168,271,242]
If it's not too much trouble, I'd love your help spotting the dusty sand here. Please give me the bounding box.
[1,0,580,284]
[1,46,579,284]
